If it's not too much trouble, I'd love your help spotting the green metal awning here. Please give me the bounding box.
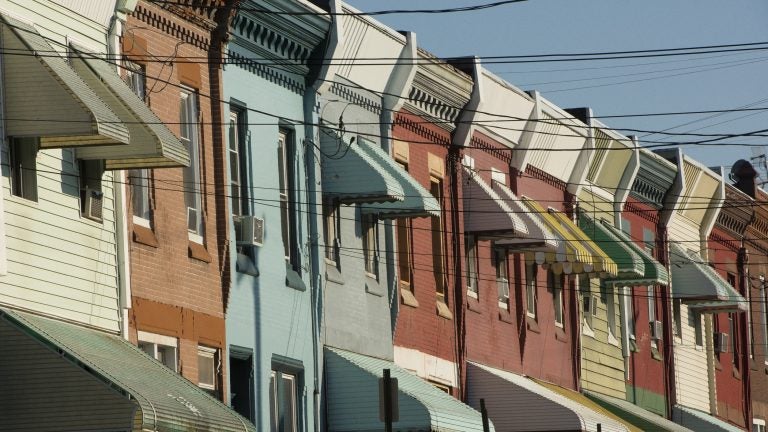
[0,308,255,432]
[672,405,744,432]
[359,140,441,219]
[0,13,129,148]
[585,391,693,432]
[668,243,747,312]
[325,348,492,432]
[579,215,669,286]
[320,130,405,203]
[70,45,190,169]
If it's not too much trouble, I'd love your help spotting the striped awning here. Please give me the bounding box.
[668,243,747,312]
[519,198,617,276]
[672,405,744,432]
[0,13,129,148]
[0,309,255,432]
[69,45,190,169]
[326,348,493,432]
[466,362,629,432]
[359,140,441,219]
[585,392,693,432]
[579,215,669,286]
[320,131,405,204]
[462,166,529,238]
[493,182,561,252]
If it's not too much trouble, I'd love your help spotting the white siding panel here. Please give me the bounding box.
[673,304,710,412]
[476,71,534,146]
[527,113,587,182]
[338,13,404,94]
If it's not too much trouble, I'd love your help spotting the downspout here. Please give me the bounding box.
[739,245,753,428]
[109,0,138,339]
[658,148,685,418]
[448,56,483,400]
[381,30,418,339]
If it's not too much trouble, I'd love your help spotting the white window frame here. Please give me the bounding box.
[495,247,509,309]
[553,273,564,328]
[197,345,218,393]
[130,169,151,227]
[270,369,298,432]
[761,276,768,365]
[323,199,340,265]
[466,234,478,299]
[277,129,296,268]
[627,289,636,340]
[362,214,378,278]
[753,418,766,432]
[606,285,618,345]
[526,263,538,319]
[180,87,203,243]
[9,137,38,202]
[229,109,245,218]
[124,60,146,100]
[648,286,658,349]
[137,330,178,372]
[581,275,595,337]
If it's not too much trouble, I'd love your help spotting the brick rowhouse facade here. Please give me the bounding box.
[123,0,232,399]
[708,182,754,428]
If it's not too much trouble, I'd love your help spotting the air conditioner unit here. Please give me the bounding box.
[583,295,598,316]
[714,332,730,353]
[235,215,264,247]
[187,207,199,233]
[650,320,664,340]
[83,187,104,222]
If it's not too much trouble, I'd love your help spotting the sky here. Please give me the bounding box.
[348,0,768,179]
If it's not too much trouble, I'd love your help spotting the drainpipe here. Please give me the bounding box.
[109,0,138,339]
[739,246,753,428]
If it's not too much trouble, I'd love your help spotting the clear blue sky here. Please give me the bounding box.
[349,0,768,176]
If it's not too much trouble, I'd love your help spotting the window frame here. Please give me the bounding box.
[526,263,538,319]
[322,198,340,266]
[648,286,658,349]
[137,330,178,372]
[269,362,301,432]
[552,271,564,328]
[429,176,447,301]
[361,213,379,279]
[130,168,152,227]
[494,246,509,309]
[761,275,768,365]
[197,345,219,397]
[123,60,146,101]
[229,108,249,219]
[8,137,38,202]
[78,158,104,222]
[180,87,203,242]
[466,234,478,298]
[605,284,617,344]
[277,129,299,271]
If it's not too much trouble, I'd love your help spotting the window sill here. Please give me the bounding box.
[285,265,306,292]
[651,347,663,362]
[555,326,568,342]
[325,262,344,285]
[732,366,742,380]
[365,275,383,297]
[467,296,482,314]
[526,316,540,334]
[188,240,211,263]
[188,231,204,245]
[133,224,158,248]
[608,333,620,347]
[629,338,639,353]
[436,300,453,320]
[582,321,595,339]
[133,215,151,228]
[400,288,419,308]
[235,252,258,276]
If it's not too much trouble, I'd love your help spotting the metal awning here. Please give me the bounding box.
[326,348,493,432]
[69,45,190,169]
[585,391,693,432]
[579,215,669,286]
[0,308,255,432]
[462,166,529,238]
[668,243,747,312]
[0,14,129,148]
[320,131,405,203]
[359,141,441,219]
[466,362,629,432]
[672,405,744,432]
[493,182,561,252]
[519,198,617,276]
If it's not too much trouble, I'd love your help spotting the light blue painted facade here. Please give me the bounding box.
[223,1,330,430]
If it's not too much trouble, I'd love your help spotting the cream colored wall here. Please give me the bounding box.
[0,0,121,332]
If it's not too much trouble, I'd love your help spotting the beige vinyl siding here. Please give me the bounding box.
[0,2,120,332]
[673,304,711,412]
[581,278,626,399]
[526,112,587,181]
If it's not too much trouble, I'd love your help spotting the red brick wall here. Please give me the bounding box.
[745,198,768,425]
[124,1,227,396]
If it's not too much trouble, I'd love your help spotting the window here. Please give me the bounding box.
[197,345,219,398]
[137,331,178,372]
[229,109,249,218]
[692,310,704,347]
[673,298,683,337]
[9,137,38,201]
[526,263,538,318]
[323,199,340,264]
[466,235,479,298]
[396,217,413,290]
[729,313,738,367]
[627,290,636,340]
[761,276,768,362]
[648,286,658,349]
[124,61,146,100]
[605,285,616,341]
[130,169,151,225]
[180,88,203,240]
[270,370,298,432]
[551,272,564,327]
[430,381,451,394]
[620,217,632,238]
[430,177,446,300]
[362,214,378,278]
[580,275,593,332]
[495,246,509,309]
[753,418,766,432]
[229,352,254,422]
[278,129,298,270]
[643,228,656,257]
[78,159,104,222]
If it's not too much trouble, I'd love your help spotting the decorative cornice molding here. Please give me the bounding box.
[710,230,741,252]
[525,165,566,191]
[328,82,381,115]
[394,112,450,146]
[135,3,212,49]
[226,50,305,94]
[630,176,666,208]
[624,200,660,224]
[470,134,511,165]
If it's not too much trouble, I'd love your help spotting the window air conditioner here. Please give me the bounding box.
[187,207,199,233]
[714,332,730,353]
[235,215,264,247]
[650,320,664,340]
[83,187,104,222]
[583,295,598,316]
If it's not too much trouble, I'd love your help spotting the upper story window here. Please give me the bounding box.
[9,137,38,202]
[323,199,340,265]
[270,369,299,432]
[277,129,300,272]
[466,234,478,298]
[551,272,563,328]
[494,246,509,309]
[526,264,538,319]
[78,159,104,223]
[197,345,220,399]
[430,176,446,301]
[130,169,151,227]
[137,331,178,372]
[229,108,249,218]
[124,61,146,101]
[396,161,413,291]
[180,88,203,241]
[362,214,378,278]
[648,286,658,349]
